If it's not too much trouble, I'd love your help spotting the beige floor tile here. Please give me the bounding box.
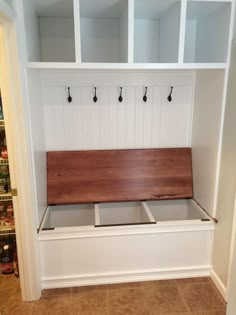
[72,284,108,294]
[31,295,71,315]
[179,283,225,312]
[142,279,177,288]
[71,290,108,315]
[0,298,34,315]
[0,275,21,299]
[109,288,149,315]
[42,287,71,296]
[175,277,211,285]
[108,282,142,291]
[145,285,189,315]
[191,310,226,315]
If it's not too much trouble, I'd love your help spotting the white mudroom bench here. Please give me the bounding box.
[38,148,214,289]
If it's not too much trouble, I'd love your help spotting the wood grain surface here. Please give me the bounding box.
[47,148,193,205]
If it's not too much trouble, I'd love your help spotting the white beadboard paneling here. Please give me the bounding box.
[151,87,161,147]
[41,70,195,151]
[159,85,193,147]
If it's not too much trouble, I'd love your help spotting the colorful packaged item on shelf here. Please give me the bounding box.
[1,147,8,159]
[0,243,14,275]
[0,165,9,178]
[0,97,3,120]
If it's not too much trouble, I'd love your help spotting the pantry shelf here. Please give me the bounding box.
[0,226,15,236]
[0,193,12,201]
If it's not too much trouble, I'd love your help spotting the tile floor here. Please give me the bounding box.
[0,275,226,315]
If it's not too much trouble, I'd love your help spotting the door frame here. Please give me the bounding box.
[0,2,41,301]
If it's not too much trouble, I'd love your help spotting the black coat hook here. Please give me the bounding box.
[143,87,148,102]
[167,86,174,102]
[93,87,98,103]
[119,87,123,103]
[67,87,72,103]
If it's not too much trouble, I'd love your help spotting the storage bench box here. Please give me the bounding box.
[39,199,214,289]
[38,148,214,288]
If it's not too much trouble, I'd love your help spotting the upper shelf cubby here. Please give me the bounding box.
[23,0,76,62]
[24,0,233,68]
[134,0,181,63]
[79,0,129,63]
[184,1,232,63]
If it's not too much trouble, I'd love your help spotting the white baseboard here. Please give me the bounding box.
[210,269,227,301]
[42,265,211,289]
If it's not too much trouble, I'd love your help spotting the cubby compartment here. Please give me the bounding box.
[79,0,129,63]
[134,0,181,63]
[96,202,154,227]
[24,0,76,62]
[184,1,231,63]
[146,199,210,222]
[42,204,95,230]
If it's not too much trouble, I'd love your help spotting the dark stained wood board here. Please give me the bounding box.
[47,148,193,205]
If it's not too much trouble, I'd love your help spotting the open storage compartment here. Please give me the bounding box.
[42,204,95,230]
[79,0,129,63]
[134,0,181,63]
[146,199,210,222]
[96,201,155,227]
[24,0,76,62]
[184,1,231,63]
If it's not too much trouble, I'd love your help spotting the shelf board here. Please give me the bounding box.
[0,158,8,165]
[0,193,12,201]
[26,62,228,70]
[0,226,15,236]
[0,120,4,127]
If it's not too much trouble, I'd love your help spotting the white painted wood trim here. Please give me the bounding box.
[73,0,81,63]
[41,265,211,289]
[210,268,227,301]
[226,192,236,299]
[178,0,187,63]
[212,0,236,218]
[128,0,134,63]
[0,16,41,301]
[26,62,228,70]
[39,221,215,241]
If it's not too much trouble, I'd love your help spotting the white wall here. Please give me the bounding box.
[159,1,180,63]
[212,38,236,289]
[40,70,194,151]
[80,18,122,63]
[22,0,40,61]
[195,4,230,63]
[39,17,75,62]
[191,70,225,216]
[134,20,159,63]
[227,198,236,314]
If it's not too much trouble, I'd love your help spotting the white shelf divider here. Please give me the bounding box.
[73,0,82,63]
[179,0,187,63]
[128,0,134,63]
